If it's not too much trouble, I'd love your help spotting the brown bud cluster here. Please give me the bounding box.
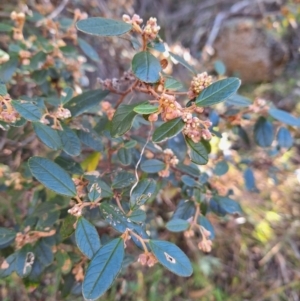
[158,149,179,178]
[198,226,213,253]
[159,94,182,121]
[123,14,143,25]
[19,50,31,65]
[182,113,212,143]
[0,94,20,123]
[143,17,160,41]
[11,11,25,40]
[101,101,115,121]
[55,106,72,119]
[188,72,212,99]
[68,203,83,217]
[73,178,88,198]
[138,252,158,267]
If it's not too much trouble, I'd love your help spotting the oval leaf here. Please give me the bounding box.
[269,108,300,127]
[140,159,165,173]
[254,117,274,147]
[77,17,132,36]
[169,52,196,74]
[58,125,81,156]
[76,217,101,259]
[152,117,185,143]
[166,219,190,232]
[186,138,208,165]
[11,101,42,121]
[130,179,156,209]
[117,147,132,166]
[149,240,193,277]
[28,156,76,197]
[82,238,124,300]
[33,122,62,150]
[78,38,100,62]
[196,77,241,107]
[132,51,162,83]
[0,228,16,249]
[111,104,137,137]
[277,127,293,149]
[134,103,159,114]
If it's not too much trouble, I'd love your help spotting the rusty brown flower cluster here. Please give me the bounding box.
[0,94,20,123]
[158,149,179,178]
[138,252,158,267]
[188,72,213,99]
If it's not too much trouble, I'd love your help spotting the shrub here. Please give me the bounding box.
[0,8,299,301]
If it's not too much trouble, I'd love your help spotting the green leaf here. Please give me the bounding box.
[87,181,102,202]
[134,103,159,114]
[277,127,293,149]
[16,245,35,278]
[78,38,100,62]
[29,51,47,70]
[117,147,132,166]
[65,89,109,117]
[186,138,208,165]
[60,214,77,239]
[149,240,193,277]
[33,122,62,150]
[173,200,195,220]
[0,82,7,95]
[11,100,42,121]
[0,253,17,278]
[169,52,196,74]
[78,130,103,152]
[0,55,18,83]
[268,108,300,127]
[181,175,198,187]
[225,94,251,107]
[31,69,48,85]
[111,104,137,137]
[196,77,241,107]
[34,240,54,268]
[55,156,83,175]
[58,125,81,156]
[60,87,73,105]
[132,51,162,83]
[166,219,190,232]
[130,179,156,209]
[85,175,113,198]
[164,77,183,91]
[77,17,132,36]
[128,209,146,222]
[213,160,229,176]
[254,117,274,147]
[210,197,242,216]
[82,238,124,300]
[140,159,165,173]
[28,156,77,197]
[197,216,215,239]
[0,228,16,249]
[244,168,257,192]
[0,23,13,32]
[76,217,101,259]
[152,117,185,143]
[112,171,135,189]
[214,60,226,75]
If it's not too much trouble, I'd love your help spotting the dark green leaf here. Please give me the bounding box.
[111,104,137,137]
[149,240,193,277]
[186,138,208,165]
[87,181,102,202]
[0,82,7,95]
[55,156,83,175]
[132,51,162,83]
[0,23,13,32]
[77,17,132,36]
[31,69,48,85]
[210,196,242,216]
[84,174,113,198]
[152,118,185,143]
[269,108,300,127]
[130,179,156,209]
[76,217,101,259]
[196,77,241,107]
[129,209,146,222]
[173,200,195,220]
[78,38,100,62]
[197,216,215,239]
[112,171,135,189]
[60,214,77,240]
[0,253,17,278]
[28,156,76,197]
[169,52,196,74]
[176,162,200,177]
[82,238,124,300]
[225,94,251,107]
[277,127,293,149]
[181,175,198,187]
[78,129,103,151]
[254,117,274,147]
[117,147,132,166]
[140,159,165,173]
[213,160,229,176]
[166,219,190,232]
[11,100,42,121]
[0,55,18,83]
[60,87,73,105]
[29,51,47,70]
[16,245,35,278]
[164,77,183,91]
[33,122,62,150]
[244,168,257,192]
[133,103,159,114]
[0,228,16,249]
[34,240,54,268]
[65,89,109,117]
[58,125,81,156]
